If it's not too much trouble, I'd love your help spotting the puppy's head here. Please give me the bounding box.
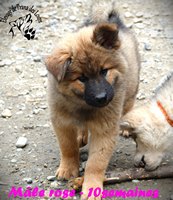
[46,23,125,108]
[120,106,169,171]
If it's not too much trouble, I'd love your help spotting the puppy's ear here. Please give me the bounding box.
[45,50,71,82]
[93,23,120,49]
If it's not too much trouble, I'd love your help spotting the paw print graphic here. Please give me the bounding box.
[24,28,36,40]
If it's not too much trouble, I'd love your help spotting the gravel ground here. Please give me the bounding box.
[0,0,173,200]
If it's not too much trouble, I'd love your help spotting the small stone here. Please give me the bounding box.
[47,176,56,181]
[0,61,5,67]
[57,181,66,187]
[133,18,143,23]
[44,163,48,168]
[39,104,47,109]
[33,109,39,115]
[39,70,47,77]
[1,109,12,118]
[137,93,146,100]
[23,178,33,184]
[140,77,144,82]
[125,152,131,156]
[16,137,28,148]
[154,58,160,63]
[135,23,145,29]
[124,12,133,18]
[126,22,133,28]
[3,59,14,66]
[82,161,86,169]
[170,194,173,200]
[42,124,49,128]
[50,181,58,188]
[132,179,140,183]
[18,104,26,111]
[162,162,168,165]
[144,43,152,51]
[23,125,34,130]
[15,66,22,73]
[11,159,17,163]
[143,79,148,83]
[33,56,41,62]
[69,15,76,21]
[20,170,26,176]
[26,178,33,184]
[122,3,128,8]
[136,12,143,17]
[18,90,29,96]
[16,148,23,152]
[116,149,122,154]
[43,80,47,88]
[16,111,23,115]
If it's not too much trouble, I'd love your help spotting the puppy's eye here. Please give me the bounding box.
[100,68,108,76]
[78,75,88,83]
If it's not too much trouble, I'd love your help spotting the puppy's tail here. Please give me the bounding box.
[85,0,125,29]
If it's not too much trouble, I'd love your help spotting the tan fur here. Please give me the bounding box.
[121,71,173,171]
[46,2,140,200]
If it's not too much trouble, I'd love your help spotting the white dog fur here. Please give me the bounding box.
[120,70,173,171]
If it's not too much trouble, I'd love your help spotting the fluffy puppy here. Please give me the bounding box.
[45,1,140,199]
[121,71,173,171]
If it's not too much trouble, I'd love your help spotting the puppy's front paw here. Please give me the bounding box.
[56,163,79,180]
[134,153,144,167]
[144,154,163,171]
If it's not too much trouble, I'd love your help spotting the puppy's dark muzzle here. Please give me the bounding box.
[84,77,114,107]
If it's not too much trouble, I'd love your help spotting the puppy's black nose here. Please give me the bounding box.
[95,92,107,104]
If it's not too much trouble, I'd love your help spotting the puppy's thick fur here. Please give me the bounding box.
[46,1,140,199]
[121,71,173,171]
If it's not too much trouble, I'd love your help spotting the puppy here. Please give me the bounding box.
[45,1,140,199]
[121,71,173,171]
